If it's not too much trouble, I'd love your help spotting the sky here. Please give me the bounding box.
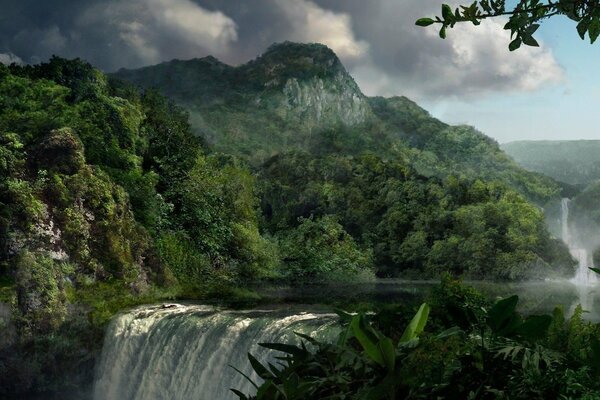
[0,0,598,143]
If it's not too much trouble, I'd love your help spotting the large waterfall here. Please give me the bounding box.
[562,198,597,286]
[93,304,338,400]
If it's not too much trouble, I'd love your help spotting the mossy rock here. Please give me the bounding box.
[30,128,85,175]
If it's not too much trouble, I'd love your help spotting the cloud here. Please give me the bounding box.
[274,0,368,60]
[11,25,67,63]
[315,0,564,100]
[350,18,564,100]
[0,52,23,65]
[0,0,564,100]
[77,0,238,67]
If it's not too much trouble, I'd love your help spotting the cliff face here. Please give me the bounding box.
[112,42,370,156]
[279,74,368,127]
[249,42,370,127]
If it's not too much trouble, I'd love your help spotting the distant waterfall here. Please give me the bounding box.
[562,198,597,286]
[93,304,338,400]
[561,198,571,245]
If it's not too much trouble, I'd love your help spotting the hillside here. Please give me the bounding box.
[0,58,278,395]
[502,140,600,187]
[0,50,576,396]
[112,42,561,205]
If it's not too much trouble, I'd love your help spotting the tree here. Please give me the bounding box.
[416,1,600,51]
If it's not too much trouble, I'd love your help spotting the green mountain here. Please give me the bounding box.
[0,47,577,396]
[112,42,561,205]
[502,140,600,187]
[113,43,370,160]
[109,41,576,279]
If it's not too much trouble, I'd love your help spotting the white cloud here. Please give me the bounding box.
[440,18,564,95]
[275,0,369,60]
[78,0,238,65]
[342,0,565,100]
[0,52,23,65]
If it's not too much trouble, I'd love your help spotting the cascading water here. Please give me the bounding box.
[93,304,339,400]
[562,198,597,286]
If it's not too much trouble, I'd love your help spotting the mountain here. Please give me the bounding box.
[0,48,577,396]
[502,140,600,187]
[111,42,576,279]
[112,42,561,205]
[113,42,371,160]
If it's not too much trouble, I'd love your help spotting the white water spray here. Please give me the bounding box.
[93,304,338,400]
[562,198,597,286]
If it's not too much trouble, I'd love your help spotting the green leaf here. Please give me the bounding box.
[282,373,300,397]
[442,4,453,21]
[378,337,396,372]
[248,353,273,380]
[337,319,353,346]
[589,267,600,275]
[416,18,435,27]
[590,337,600,371]
[499,313,524,337]
[436,326,462,339]
[351,314,385,367]
[509,38,522,51]
[589,19,600,44]
[230,365,259,390]
[516,315,552,340]
[230,388,249,400]
[525,24,540,36]
[487,295,519,333]
[522,35,539,47]
[440,26,447,39]
[399,303,430,343]
[577,19,590,40]
[294,331,319,345]
[259,342,308,357]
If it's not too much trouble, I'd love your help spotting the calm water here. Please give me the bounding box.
[256,279,600,321]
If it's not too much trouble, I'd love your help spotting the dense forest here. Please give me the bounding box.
[0,43,580,396]
[503,140,600,188]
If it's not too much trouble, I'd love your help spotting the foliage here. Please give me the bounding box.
[260,151,572,279]
[14,252,69,335]
[171,153,279,279]
[417,1,600,51]
[0,58,280,395]
[236,281,600,399]
[502,140,600,187]
[276,215,374,284]
[233,303,433,400]
[0,49,582,396]
[111,43,562,205]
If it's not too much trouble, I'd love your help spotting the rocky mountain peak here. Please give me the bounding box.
[242,42,349,86]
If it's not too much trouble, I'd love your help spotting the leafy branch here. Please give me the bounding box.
[416,0,600,50]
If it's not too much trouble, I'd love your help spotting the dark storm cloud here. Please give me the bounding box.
[310,0,564,99]
[0,0,563,99]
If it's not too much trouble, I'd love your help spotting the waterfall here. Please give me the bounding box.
[562,198,597,286]
[93,304,339,400]
[561,198,570,245]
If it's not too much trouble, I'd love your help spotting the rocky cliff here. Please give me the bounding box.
[112,42,370,157]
